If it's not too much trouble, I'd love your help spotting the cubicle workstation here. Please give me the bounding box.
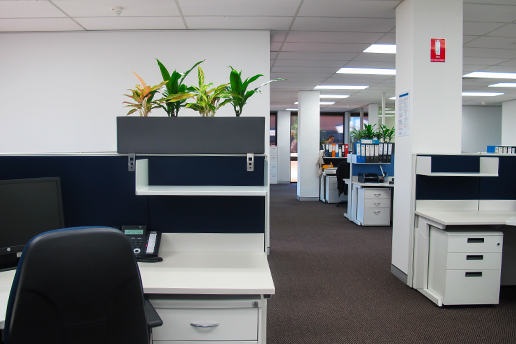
[344,153,395,226]
[0,152,275,343]
[411,154,516,306]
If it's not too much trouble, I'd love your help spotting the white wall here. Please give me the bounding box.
[462,106,502,153]
[0,30,270,153]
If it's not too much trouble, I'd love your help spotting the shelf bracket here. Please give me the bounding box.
[247,153,254,172]
[128,153,136,172]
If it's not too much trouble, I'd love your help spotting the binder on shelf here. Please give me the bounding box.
[378,143,383,164]
[360,143,366,163]
[332,144,336,157]
[344,144,349,157]
[387,143,393,163]
[374,144,379,163]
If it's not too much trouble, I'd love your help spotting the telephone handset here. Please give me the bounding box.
[122,225,162,262]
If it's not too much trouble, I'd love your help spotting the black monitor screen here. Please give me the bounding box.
[0,177,65,256]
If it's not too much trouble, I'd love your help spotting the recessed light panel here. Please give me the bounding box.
[337,67,396,75]
[363,44,396,54]
[462,92,504,97]
[488,83,516,87]
[314,85,369,90]
[463,72,516,79]
[320,95,350,99]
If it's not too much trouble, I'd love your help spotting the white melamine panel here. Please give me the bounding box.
[440,269,501,305]
[0,30,269,153]
[361,207,390,226]
[446,252,502,270]
[502,100,516,146]
[363,188,390,199]
[446,233,503,253]
[152,307,258,341]
[364,198,391,208]
[479,200,516,211]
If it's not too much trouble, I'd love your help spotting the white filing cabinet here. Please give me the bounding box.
[269,146,278,184]
[150,296,264,344]
[320,173,347,204]
[356,188,391,226]
[428,227,503,305]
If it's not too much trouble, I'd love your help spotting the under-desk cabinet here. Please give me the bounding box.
[356,188,391,226]
[150,296,264,344]
[428,227,503,305]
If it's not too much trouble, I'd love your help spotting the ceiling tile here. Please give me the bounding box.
[463,21,506,36]
[343,61,395,69]
[184,16,292,30]
[271,66,338,73]
[177,0,301,16]
[280,42,369,53]
[464,47,516,59]
[352,53,395,62]
[465,36,516,49]
[76,17,186,30]
[0,18,83,31]
[291,17,395,32]
[0,1,67,18]
[272,59,346,68]
[463,3,516,23]
[374,32,395,44]
[486,24,516,38]
[463,56,512,65]
[285,31,384,44]
[53,0,180,17]
[298,0,398,18]
[271,31,288,42]
[275,51,358,60]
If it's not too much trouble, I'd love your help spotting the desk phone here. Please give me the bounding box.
[122,225,162,262]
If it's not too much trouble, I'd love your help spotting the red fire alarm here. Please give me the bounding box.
[431,38,445,62]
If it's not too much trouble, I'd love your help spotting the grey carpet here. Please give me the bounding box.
[266,183,516,344]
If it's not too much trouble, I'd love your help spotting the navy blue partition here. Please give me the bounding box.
[0,155,265,234]
[415,155,516,201]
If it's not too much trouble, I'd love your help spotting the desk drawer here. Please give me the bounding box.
[446,252,502,270]
[153,307,258,341]
[363,188,390,199]
[364,198,391,208]
[447,233,503,253]
[362,207,390,226]
[441,269,501,305]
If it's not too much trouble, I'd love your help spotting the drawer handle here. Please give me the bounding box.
[190,323,220,328]
[466,255,484,261]
[374,211,381,215]
[467,238,484,243]
[465,272,482,277]
[374,203,381,206]
[374,194,381,197]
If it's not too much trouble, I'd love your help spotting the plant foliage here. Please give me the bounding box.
[123,71,169,117]
[185,66,232,117]
[156,59,203,116]
[228,67,285,116]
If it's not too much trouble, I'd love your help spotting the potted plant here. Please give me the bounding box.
[156,59,203,117]
[379,124,395,142]
[123,71,169,117]
[227,66,284,117]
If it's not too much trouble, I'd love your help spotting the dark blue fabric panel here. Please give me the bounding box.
[416,175,480,200]
[147,156,265,186]
[351,155,395,178]
[427,155,479,173]
[479,156,516,200]
[0,156,148,228]
[148,196,265,233]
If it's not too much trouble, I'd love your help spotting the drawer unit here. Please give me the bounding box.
[357,187,391,226]
[428,227,503,305]
[150,296,262,343]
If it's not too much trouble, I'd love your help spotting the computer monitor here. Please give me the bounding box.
[0,177,65,268]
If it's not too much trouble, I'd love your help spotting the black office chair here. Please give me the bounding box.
[4,227,162,344]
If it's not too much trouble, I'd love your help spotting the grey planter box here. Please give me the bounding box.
[117,117,265,154]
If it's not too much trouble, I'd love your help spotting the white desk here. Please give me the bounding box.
[0,233,275,343]
[413,208,516,306]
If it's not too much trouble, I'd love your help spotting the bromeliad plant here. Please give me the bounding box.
[185,66,232,117]
[123,71,169,117]
[227,66,284,116]
[156,59,204,117]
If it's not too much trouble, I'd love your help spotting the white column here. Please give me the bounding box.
[368,104,380,128]
[502,100,516,146]
[277,110,291,184]
[296,91,320,201]
[392,0,463,282]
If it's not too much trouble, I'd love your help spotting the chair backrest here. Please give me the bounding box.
[5,227,149,344]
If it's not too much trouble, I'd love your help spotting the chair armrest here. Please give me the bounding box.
[144,299,163,328]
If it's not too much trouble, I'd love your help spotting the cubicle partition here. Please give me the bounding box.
[0,154,266,234]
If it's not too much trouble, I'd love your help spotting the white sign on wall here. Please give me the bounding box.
[398,92,410,137]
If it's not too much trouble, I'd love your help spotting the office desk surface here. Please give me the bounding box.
[415,210,516,226]
[138,250,275,295]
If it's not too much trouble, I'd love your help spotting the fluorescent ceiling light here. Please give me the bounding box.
[488,83,516,87]
[337,67,396,75]
[462,92,504,97]
[294,101,335,105]
[314,85,369,90]
[463,71,516,79]
[364,44,396,54]
[389,97,396,100]
[286,108,298,111]
[320,94,349,99]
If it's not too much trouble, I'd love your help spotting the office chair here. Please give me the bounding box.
[4,227,162,344]
[336,161,350,207]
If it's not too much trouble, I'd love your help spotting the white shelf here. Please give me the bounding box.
[136,185,267,196]
[416,156,499,177]
[135,158,267,197]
